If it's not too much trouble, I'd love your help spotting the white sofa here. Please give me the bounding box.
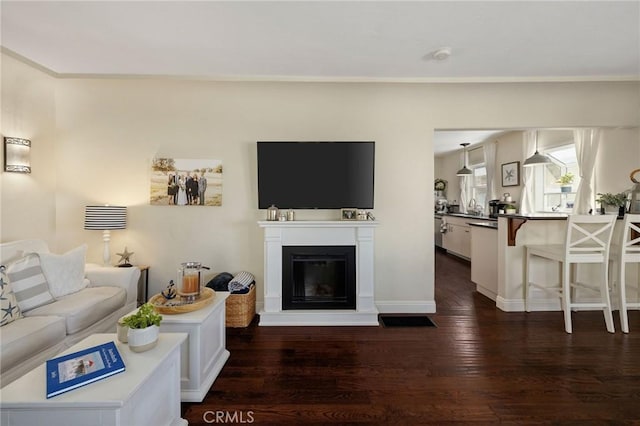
[0,239,140,387]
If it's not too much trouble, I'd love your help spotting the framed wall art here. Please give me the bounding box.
[150,158,223,206]
[501,161,520,187]
[340,208,358,221]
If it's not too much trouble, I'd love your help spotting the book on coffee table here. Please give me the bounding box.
[46,340,125,398]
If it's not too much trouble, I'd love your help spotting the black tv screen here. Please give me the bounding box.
[257,141,375,209]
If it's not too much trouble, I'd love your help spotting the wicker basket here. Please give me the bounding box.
[225,285,256,327]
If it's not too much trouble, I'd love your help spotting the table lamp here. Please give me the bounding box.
[84,205,127,266]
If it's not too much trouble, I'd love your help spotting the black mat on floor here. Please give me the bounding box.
[379,315,437,327]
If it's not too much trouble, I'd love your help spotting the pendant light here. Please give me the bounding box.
[456,143,473,176]
[523,131,551,167]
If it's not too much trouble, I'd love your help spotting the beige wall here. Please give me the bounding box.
[3,52,639,312]
[1,54,57,245]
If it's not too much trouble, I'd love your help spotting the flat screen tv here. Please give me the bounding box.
[257,141,375,209]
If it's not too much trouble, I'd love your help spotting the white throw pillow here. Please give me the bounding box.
[5,254,55,311]
[38,244,88,298]
[0,265,22,326]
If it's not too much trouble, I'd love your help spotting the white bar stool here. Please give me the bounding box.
[524,214,617,333]
[611,213,640,333]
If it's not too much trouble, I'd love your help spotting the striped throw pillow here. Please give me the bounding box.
[1,265,22,326]
[5,254,55,312]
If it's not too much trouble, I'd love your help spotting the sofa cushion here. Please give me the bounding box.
[0,315,66,374]
[0,266,22,326]
[38,244,88,298]
[5,254,55,312]
[24,286,126,334]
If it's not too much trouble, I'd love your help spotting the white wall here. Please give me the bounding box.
[3,53,639,312]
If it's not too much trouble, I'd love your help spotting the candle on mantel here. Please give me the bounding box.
[182,274,199,295]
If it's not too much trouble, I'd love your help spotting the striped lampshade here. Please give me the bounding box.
[84,205,127,230]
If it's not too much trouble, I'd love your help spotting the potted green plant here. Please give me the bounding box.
[121,303,162,352]
[557,172,575,193]
[596,192,628,216]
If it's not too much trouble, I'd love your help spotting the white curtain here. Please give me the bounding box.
[459,150,469,213]
[459,175,469,213]
[572,128,601,214]
[483,141,498,215]
[520,131,537,214]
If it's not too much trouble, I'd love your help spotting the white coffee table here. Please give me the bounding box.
[156,290,230,402]
[0,333,187,426]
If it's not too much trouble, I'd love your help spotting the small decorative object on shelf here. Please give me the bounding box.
[161,280,177,300]
[341,208,358,220]
[121,303,162,353]
[434,178,447,192]
[116,247,134,267]
[266,204,278,221]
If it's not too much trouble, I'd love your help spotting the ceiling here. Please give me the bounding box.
[1,1,638,155]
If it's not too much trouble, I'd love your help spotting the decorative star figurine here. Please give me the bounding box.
[116,247,134,267]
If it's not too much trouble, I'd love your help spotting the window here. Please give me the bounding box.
[471,165,487,208]
[468,147,486,210]
[534,144,580,212]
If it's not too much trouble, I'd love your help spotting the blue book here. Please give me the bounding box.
[46,341,125,398]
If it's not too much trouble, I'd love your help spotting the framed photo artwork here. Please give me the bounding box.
[501,161,520,187]
[340,208,358,221]
[150,158,223,206]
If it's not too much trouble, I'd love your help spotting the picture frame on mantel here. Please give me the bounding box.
[340,208,358,221]
[501,161,520,187]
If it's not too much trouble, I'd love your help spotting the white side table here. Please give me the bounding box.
[0,333,187,426]
[156,291,230,402]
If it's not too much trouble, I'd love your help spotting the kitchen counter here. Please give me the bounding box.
[499,213,568,246]
[468,221,498,229]
[445,212,497,221]
[498,212,568,220]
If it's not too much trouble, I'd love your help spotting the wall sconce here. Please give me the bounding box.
[84,205,127,266]
[4,137,31,173]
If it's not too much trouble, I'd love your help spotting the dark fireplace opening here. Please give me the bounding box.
[282,246,356,310]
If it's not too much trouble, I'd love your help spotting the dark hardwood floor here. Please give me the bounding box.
[182,249,640,425]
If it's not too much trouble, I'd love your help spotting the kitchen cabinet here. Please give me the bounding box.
[442,216,472,259]
[434,216,443,248]
[442,215,496,260]
[470,224,498,301]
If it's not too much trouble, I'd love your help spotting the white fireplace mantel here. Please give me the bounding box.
[258,220,379,326]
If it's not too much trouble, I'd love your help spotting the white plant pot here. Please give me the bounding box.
[127,324,159,353]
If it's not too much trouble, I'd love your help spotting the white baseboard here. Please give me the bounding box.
[375,300,436,314]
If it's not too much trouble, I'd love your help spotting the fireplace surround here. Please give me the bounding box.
[258,220,379,326]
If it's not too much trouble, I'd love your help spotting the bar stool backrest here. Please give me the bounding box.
[564,214,617,263]
[621,213,640,262]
